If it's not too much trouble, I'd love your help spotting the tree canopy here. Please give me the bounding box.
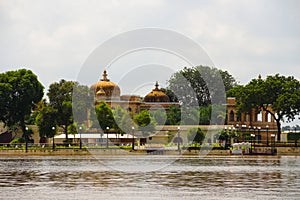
[36,103,57,138]
[0,69,44,138]
[47,79,75,140]
[120,111,136,135]
[134,110,156,137]
[113,106,127,132]
[150,109,167,125]
[95,101,116,131]
[160,88,178,102]
[72,83,93,125]
[187,127,205,144]
[166,105,181,125]
[167,66,237,106]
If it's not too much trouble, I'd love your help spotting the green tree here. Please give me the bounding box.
[199,106,211,125]
[160,88,178,102]
[89,106,98,129]
[228,74,300,141]
[36,104,57,138]
[181,106,199,125]
[168,66,236,106]
[166,105,181,125]
[218,70,238,91]
[47,80,75,140]
[212,104,227,125]
[287,132,300,146]
[0,69,44,140]
[164,105,216,126]
[187,127,205,145]
[72,83,93,125]
[120,111,136,135]
[215,130,229,145]
[67,123,78,135]
[134,110,156,137]
[228,129,240,143]
[25,111,40,125]
[150,109,167,125]
[113,106,126,132]
[95,102,116,131]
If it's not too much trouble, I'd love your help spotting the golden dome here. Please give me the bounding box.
[91,70,121,100]
[144,81,170,102]
[96,89,106,96]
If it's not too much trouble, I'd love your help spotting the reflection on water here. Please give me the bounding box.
[0,156,299,200]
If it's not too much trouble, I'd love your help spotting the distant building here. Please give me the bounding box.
[227,97,277,128]
[90,70,179,115]
[226,97,283,141]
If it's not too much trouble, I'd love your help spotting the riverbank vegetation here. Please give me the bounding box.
[1,66,300,145]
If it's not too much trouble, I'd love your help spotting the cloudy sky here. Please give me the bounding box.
[1,0,299,95]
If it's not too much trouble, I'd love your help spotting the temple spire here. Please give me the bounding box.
[101,70,110,81]
[154,81,159,90]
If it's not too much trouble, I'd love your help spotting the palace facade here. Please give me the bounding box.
[90,70,180,114]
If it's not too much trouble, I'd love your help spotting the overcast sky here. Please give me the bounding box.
[1,0,299,95]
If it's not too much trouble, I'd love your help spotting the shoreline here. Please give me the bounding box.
[0,148,299,157]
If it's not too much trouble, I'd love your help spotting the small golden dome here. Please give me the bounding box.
[144,81,170,102]
[91,70,121,100]
[96,88,106,96]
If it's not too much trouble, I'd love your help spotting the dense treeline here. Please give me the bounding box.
[1,66,299,142]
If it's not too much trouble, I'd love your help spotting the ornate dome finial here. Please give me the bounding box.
[101,70,110,81]
[154,81,159,90]
[258,74,262,80]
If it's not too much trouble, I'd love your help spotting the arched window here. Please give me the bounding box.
[257,112,262,122]
[265,112,272,122]
[236,113,241,122]
[229,110,235,122]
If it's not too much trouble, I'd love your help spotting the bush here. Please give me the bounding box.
[287,132,300,141]
[10,138,25,144]
[63,139,73,144]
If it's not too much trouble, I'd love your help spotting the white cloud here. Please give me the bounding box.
[0,0,299,89]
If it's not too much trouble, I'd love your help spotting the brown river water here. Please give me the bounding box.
[0,155,299,200]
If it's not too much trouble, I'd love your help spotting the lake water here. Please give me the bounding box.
[0,155,299,200]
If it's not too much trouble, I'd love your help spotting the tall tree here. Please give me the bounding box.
[67,123,78,135]
[72,83,93,125]
[36,104,57,138]
[160,88,178,102]
[199,105,211,125]
[181,106,199,125]
[120,111,136,135]
[95,101,116,131]
[228,74,300,141]
[0,69,44,139]
[168,66,236,106]
[150,109,167,125]
[218,70,238,91]
[166,105,181,125]
[134,110,156,137]
[113,106,127,132]
[47,80,75,140]
[187,127,205,145]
